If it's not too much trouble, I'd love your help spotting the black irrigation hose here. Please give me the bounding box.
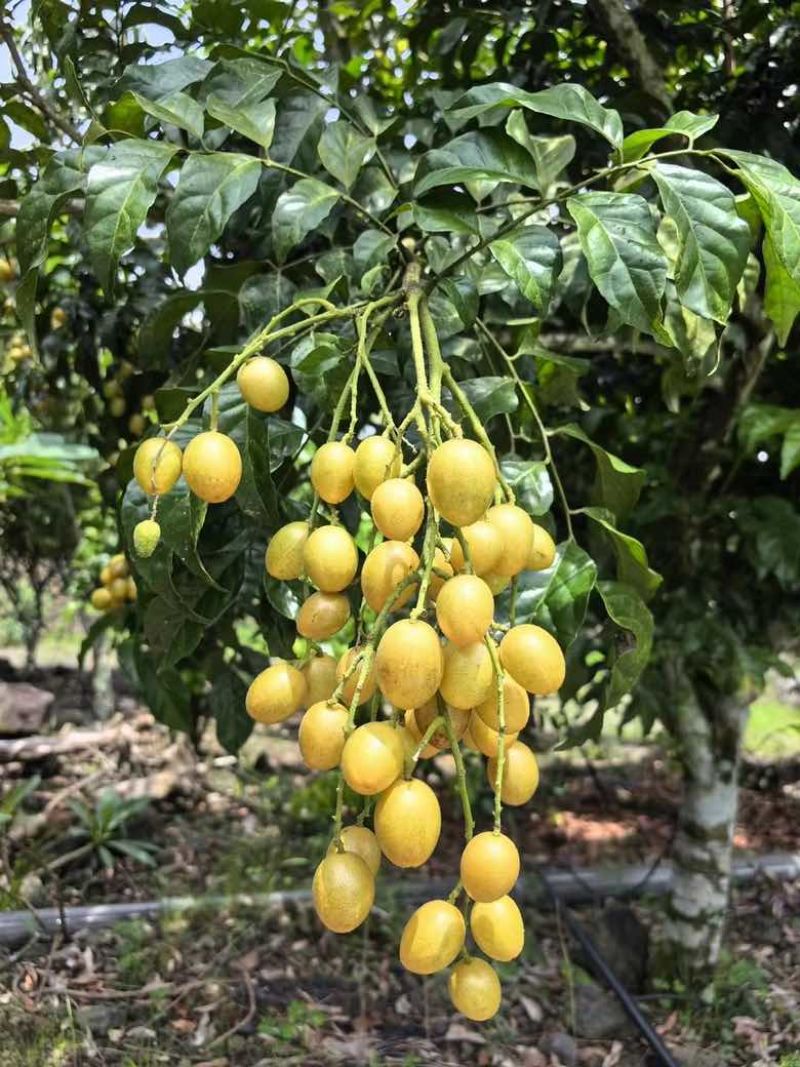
[537,867,682,1067]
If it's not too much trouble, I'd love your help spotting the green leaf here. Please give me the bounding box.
[318,120,375,189]
[450,81,623,148]
[581,506,662,600]
[651,163,751,323]
[552,424,645,521]
[143,596,204,669]
[209,669,253,753]
[131,90,205,139]
[118,55,214,99]
[566,191,667,334]
[737,403,800,479]
[505,112,575,194]
[619,127,674,164]
[665,110,719,142]
[206,93,276,150]
[202,58,282,108]
[239,272,297,333]
[489,225,562,314]
[414,129,537,198]
[290,333,349,409]
[272,177,339,262]
[16,150,88,274]
[596,580,654,708]
[454,376,518,422]
[166,152,261,274]
[619,112,718,164]
[411,191,479,235]
[236,407,279,524]
[764,234,800,345]
[735,497,800,586]
[85,140,176,294]
[138,289,205,366]
[500,457,553,515]
[502,540,598,647]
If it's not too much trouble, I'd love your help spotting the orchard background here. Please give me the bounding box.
[1,1,800,1064]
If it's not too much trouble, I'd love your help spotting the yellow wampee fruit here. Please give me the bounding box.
[439,640,494,710]
[265,521,309,580]
[375,619,443,710]
[468,711,519,758]
[126,578,137,601]
[298,700,349,771]
[499,624,566,695]
[414,699,469,750]
[353,435,401,499]
[336,647,378,706]
[399,900,465,974]
[403,709,437,759]
[448,958,502,1022]
[236,355,290,412]
[183,431,242,503]
[426,439,496,527]
[296,591,350,640]
[312,852,374,933]
[486,504,534,576]
[528,524,556,570]
[340,721,405,795]
[303,524,358,592]
[109,554,128,579]
[246,662,307,724]
[374,778,441,867]
[484,572,510,595]
[370,478,425,541]
[427,545,454,602]
[487,741,540,806]
[360,539,419,612]
[460,831,520,902]
[448,520,502,576]
[109,577,129,602]
[133,437,182,496]
[310,441,356,504]
[301,654,338,706]
[475,674,530,733]
[326,826,381,876]
[470,895,524,962]
[90,588,112,611]
[435,574,494,646]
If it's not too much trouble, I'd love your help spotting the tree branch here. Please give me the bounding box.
[588,0,672,118]
[0,23,82,143]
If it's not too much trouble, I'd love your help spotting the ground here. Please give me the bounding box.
[0,651,799,1066]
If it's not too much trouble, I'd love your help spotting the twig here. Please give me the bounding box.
[208,970,257,1049]
[0,24,81,142]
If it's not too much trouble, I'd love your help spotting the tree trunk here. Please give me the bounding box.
[659,685,749,972]
[91,632,114,721]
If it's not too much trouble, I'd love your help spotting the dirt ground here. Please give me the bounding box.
[0,660,799,1066]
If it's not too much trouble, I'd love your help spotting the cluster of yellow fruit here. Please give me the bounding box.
[89,553,137,612]
[4,330,32,366]
[102,369,156,439]
[248,425,562,1022]
[129,355,290,556]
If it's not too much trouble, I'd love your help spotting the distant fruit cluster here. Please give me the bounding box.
[89,553,137,612]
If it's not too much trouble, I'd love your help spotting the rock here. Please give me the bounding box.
[0,681,53,735]
[573,981,632,1040]
[578,907,649,992]
[75,1004,127,1031]
[544,1030,578,1066]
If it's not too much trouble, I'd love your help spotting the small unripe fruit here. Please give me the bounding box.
[133,437,182,496]
[237,356,290,412]
[109,396,127,418]
[310,441,356,504]
[133,518,161,558]
[128,413,146,436]
[183,431,242,503]
[341,721,404,795]
[265,521,309,581]
[353,436,400,499]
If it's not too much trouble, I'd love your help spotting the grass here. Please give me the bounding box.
[744,697,800,759]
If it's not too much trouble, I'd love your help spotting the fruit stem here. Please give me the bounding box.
[510,576,519,628]
[475,317,574,540]
[411,501,438,618]
[406,714,444,775]
[442,704,474,843]
[485,637,506,833]
[209,390,219,432]
[406,287,432,440]
[440,363,514,503]
[162,295,400,438]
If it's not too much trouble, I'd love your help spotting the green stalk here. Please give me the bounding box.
[485,637,506,833]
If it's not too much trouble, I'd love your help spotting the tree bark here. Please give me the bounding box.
[589,0,672,118]
[659,683,749,971]
[91,632,114,721]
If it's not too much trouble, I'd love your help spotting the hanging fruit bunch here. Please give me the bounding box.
[89,552,137,612]
[127,268,563,1022]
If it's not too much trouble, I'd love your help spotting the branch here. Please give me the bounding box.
[588,0,672,118]
[0,23,82,143]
